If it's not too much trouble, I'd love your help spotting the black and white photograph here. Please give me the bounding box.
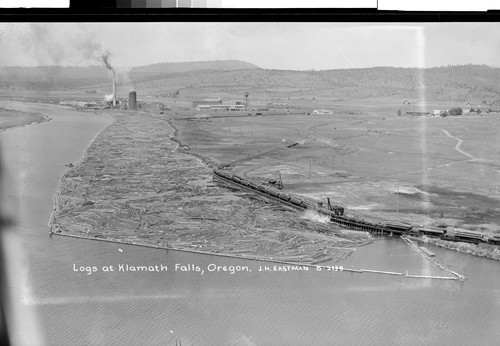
[0,22,499,345]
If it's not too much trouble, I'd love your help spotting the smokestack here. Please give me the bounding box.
[101,52,116,107]
[112,77,116,107]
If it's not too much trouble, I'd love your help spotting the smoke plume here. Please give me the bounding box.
[101,51,115,75]
[301,210,330,223]
[0,24,136,96]
[0,24,115,67]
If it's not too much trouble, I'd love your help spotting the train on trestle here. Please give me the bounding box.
[213,167,500,247]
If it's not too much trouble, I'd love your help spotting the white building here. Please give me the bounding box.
[196,104,245,112]
[312,109,333,115]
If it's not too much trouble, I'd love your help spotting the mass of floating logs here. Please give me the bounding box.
[49,111,370,265]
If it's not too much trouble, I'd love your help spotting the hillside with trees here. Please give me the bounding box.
[134,64,500,104]
[1,62,500,105]
[129,60,259,81]
[0,60,259,91]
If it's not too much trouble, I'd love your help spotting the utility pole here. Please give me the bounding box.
[396,180,399,214]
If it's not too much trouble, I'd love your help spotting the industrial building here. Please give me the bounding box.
[266,102,290,109]
[312,109,334,115]
[196,104,245,112]
[193,98,247,112]
[192,99,222,108]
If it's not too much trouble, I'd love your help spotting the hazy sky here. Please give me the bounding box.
[0,23,499,70]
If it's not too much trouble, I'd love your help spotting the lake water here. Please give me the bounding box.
[1,102,499,345]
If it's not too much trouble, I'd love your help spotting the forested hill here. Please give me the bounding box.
[1,62,500,104]
[132,64,500,104]
[0,60,259,90]
[130,60,259,78]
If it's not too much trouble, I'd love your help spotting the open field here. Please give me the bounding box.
[173,98,500,235]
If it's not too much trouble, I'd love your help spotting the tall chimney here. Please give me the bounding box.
[112,76,116,107]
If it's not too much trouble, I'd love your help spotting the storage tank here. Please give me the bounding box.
[128,90,137,111]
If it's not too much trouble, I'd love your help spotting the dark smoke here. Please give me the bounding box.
[101,51,115,74]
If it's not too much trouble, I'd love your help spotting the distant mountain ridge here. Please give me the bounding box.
[0,60,260,90]
[131,60,259,75]
[133,64,500,105]
[1,62,500,104]
[129,60,260,85]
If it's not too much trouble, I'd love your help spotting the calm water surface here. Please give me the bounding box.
[1,102,499,345]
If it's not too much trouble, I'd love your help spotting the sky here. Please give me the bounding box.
[0,23,499,70]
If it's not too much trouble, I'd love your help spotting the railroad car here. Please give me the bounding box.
[385,221,412,234]
[455,230,484,244]
[247,181,258,190]
[416,227,446,238]
[215,169,230,179]
[257,184,269,193]
[302,200,317,209]
[231,175,243,183]
[277,192,291,201]
[267,187,280,197]
[488,234,500,245]
[289,196,303,206]
[445,228,483,244]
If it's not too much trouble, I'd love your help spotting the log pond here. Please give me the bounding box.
[1,102,499,345]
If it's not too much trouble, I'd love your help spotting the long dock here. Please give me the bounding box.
[401,236,466,281]
[50,230,462,281]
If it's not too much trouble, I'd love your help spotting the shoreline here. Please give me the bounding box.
[0,107,52,133]
[421,236,500,261]
[47,109,371,268]
[48,111,116,237]
[45,107,465,280]
[50,231,459,281]
[46,106,495,273]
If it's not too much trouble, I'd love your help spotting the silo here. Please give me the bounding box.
[129,90,137,111]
